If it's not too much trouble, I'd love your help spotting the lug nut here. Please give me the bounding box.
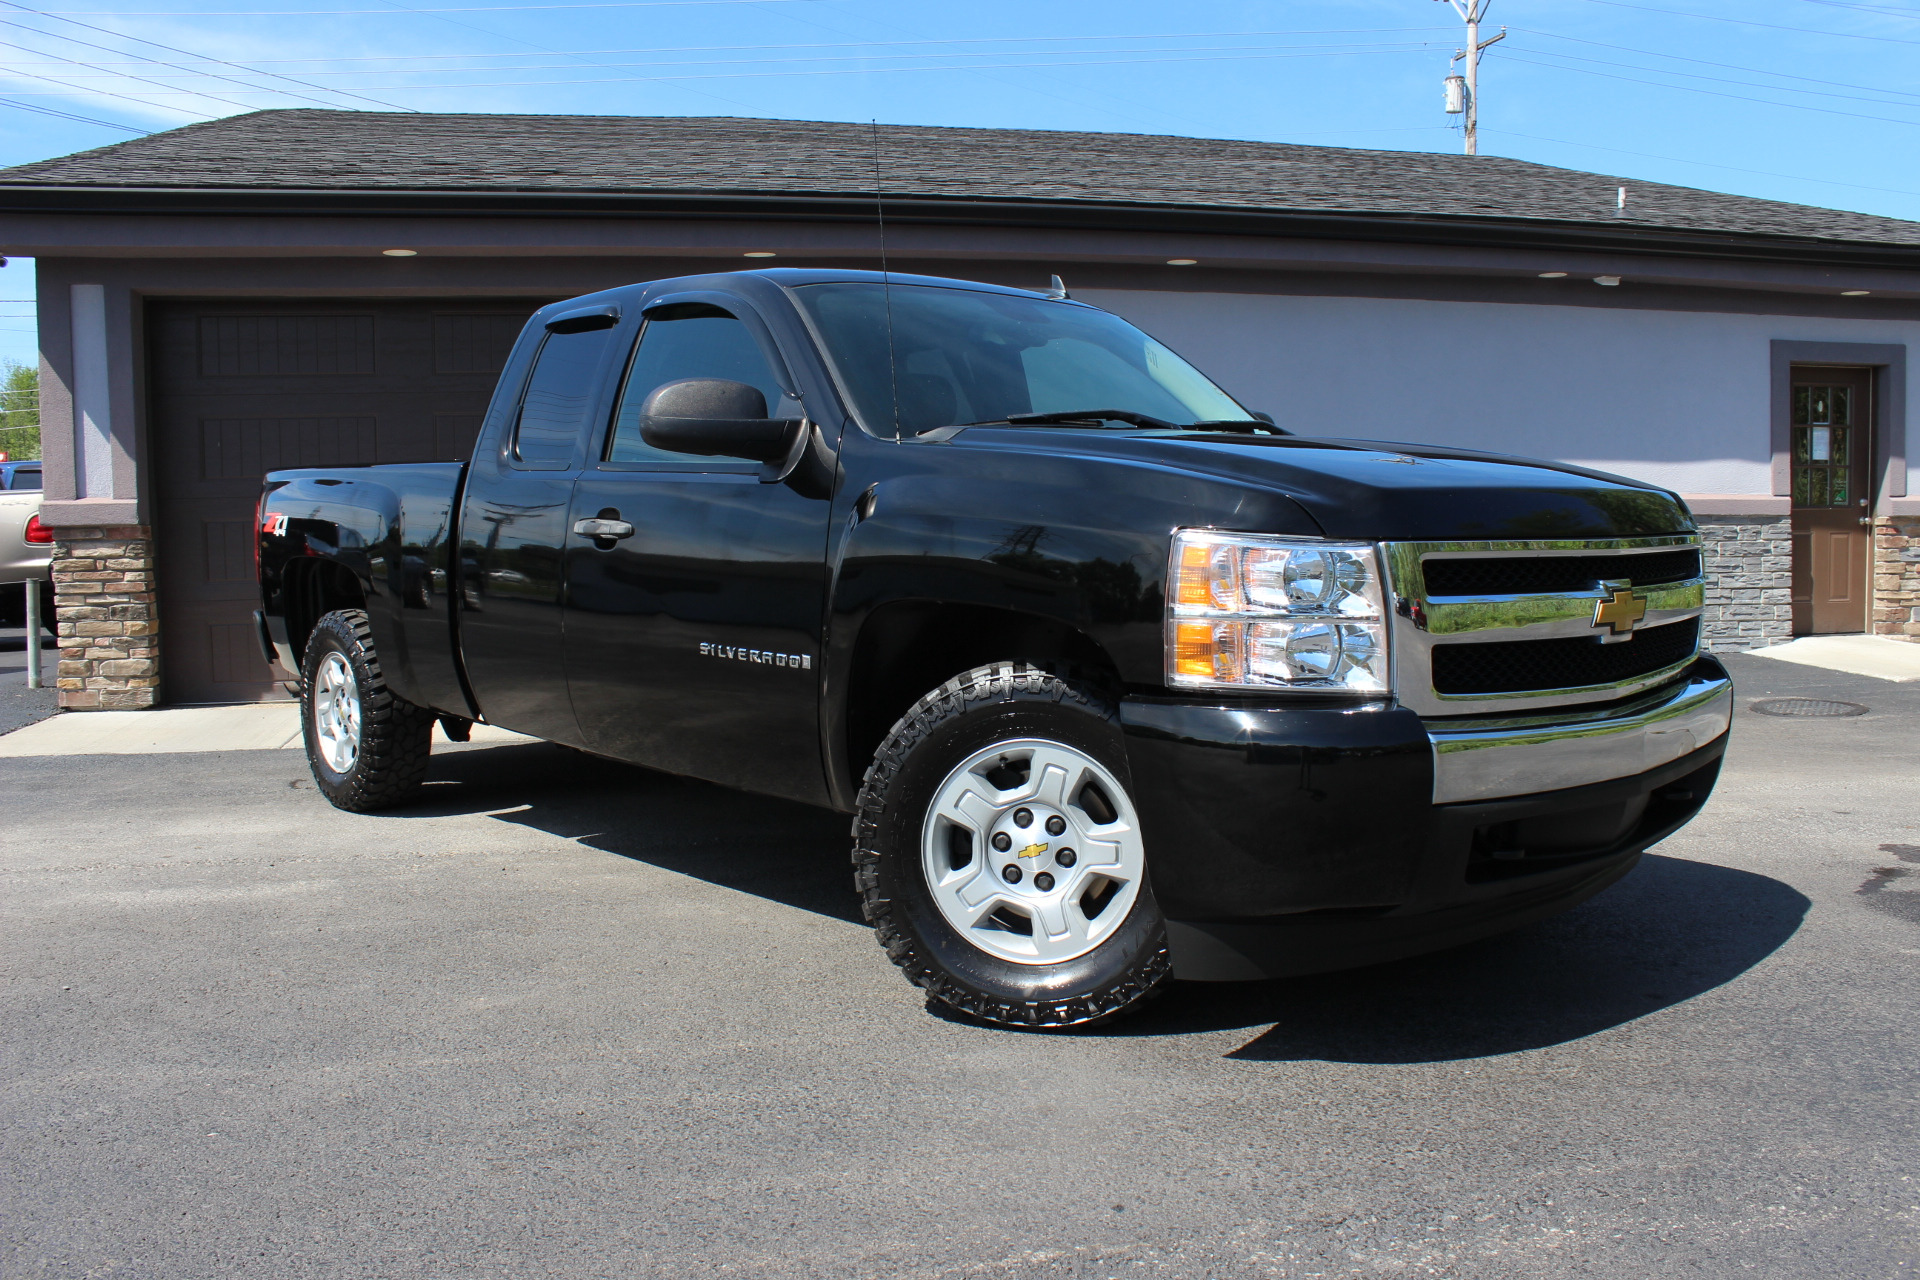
[1056,848,1076,868]
[1002,863,1022,884]
[991,832,1011,852]
[1034,872,1055,891]
[1045,815,1066,836]
[1013,808,1033,828]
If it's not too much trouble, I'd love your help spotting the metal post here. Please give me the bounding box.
[24,576,42,689]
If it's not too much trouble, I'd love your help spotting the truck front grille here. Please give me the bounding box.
[1421,548,1701,597]
[1382,535,1707,716]
[1431,617,1700,695]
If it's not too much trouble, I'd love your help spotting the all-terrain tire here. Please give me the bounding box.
[853,661,1172,1029]
[300,609,433,812]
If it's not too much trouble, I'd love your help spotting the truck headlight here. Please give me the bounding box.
[1166,531,1389,693]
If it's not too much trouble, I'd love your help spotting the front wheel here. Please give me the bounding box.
[853,662,1172,1029]
[300,609,432,812]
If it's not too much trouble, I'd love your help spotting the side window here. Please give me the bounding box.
[605,305,799,466]
[9,468,39,490]
[512,327,614,468]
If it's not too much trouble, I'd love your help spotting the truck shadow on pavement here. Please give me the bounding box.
[407,741,863,924]
[407,741,1809,1063]
[1131,853,1810,1063]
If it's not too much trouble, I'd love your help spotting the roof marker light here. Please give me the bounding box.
[1841,290,1871,297]
[1594,275,1622,286]
[1166,258,1198,266]
[1538,272,1567,278]
[381,249,417,257]
[743,251,777,258]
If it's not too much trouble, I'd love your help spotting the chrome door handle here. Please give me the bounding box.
[572,518,635,539]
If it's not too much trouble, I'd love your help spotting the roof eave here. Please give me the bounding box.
[1,183,1916,269]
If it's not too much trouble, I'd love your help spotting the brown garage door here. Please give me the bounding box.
[149,298,545,704]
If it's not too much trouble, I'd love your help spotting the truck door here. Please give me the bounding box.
[563,298,836,805]
[456,313,619,745]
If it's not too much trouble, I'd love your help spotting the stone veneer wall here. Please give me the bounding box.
[1696,514,1793,652]
[52,524,160,709]
[1873,516,1920,641]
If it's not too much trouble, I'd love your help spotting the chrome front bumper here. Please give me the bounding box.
[1426,665,1732,804]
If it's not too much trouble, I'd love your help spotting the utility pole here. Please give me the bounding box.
[1439,0,1505,156]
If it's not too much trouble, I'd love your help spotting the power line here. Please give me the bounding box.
[1569,0,1920,47]
[0,0,419,109]
[1485,128,1920,200]
[0,25,1459,67]
[0,89,148,128]
[1514,26,1920,103]
[49,44,1440,91]
[365,0,757,112]
[0,20,276,111]
[1507,40,1920,110]
[44,0,833,11]
[11,38,1454,82]
[0,52,211,115]
[1492,50,1920,126]
[1792,0,1920,18]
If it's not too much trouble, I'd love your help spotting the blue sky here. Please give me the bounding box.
[2,0,1918,370]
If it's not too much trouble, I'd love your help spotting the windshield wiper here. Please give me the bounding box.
[962,410,1287,434]
[991,409,1177,429]
[1187,419,1290,435]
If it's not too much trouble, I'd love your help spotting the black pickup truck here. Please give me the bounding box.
[256,268,1732,1028]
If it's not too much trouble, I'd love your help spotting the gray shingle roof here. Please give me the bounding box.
[3,109,1915,249]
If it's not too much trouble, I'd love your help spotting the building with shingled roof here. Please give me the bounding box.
[2,110,1915,706]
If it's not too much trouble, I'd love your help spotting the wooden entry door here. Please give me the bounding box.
[1790,365,1874,635]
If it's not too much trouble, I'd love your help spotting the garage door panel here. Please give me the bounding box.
[150,298,544,703]
[201,415,380,480]
[197,314,377,377]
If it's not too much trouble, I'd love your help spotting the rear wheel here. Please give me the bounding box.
[300,609,432,812]
[854,662,1172,1029]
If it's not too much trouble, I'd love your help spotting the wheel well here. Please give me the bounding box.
[283,558,366,669]
[842,601,1121,785]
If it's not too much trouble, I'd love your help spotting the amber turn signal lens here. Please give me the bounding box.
[1174,542,1214,607]
[1173,620,1241,681]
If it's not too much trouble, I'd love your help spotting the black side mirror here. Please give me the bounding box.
[639,378,802,462]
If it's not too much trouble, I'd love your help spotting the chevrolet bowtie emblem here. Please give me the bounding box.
[1015,842,1048,860]
[1593,589,1648,635]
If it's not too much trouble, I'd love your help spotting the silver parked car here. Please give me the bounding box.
[0,461,52,630]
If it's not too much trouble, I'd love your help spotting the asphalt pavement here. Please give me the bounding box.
[0,620,59,735]
[2,653,1916,1279]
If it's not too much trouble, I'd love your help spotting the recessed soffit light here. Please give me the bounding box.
[1166,258,1198,266]
[1538,271,1567,278]
[743,251,777,258]
[381,249,417,257]
[1841,290,1871,297]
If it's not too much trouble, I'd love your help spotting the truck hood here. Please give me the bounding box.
[949,429,1693,542]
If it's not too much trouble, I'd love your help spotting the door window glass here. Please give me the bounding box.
[8,468,40,490]
[513,327,614,467]
[1791,382,1854,508]
[606,305,798,465]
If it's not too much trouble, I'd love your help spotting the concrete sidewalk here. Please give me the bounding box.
[1745,634,1920,682]
[0,701,534,756]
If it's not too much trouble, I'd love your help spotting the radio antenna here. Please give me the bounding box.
[871,119,902,439]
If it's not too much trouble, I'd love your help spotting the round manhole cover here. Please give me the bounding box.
[1749,698,1869,718]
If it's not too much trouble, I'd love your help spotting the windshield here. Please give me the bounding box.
[794,282,1249,436]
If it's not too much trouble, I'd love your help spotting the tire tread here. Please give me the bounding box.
[851,661,1171,1029]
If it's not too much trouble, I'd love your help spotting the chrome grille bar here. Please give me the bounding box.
[1382,535,1706,717]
